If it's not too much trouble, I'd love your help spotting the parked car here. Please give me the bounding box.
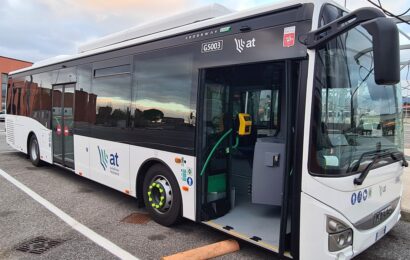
[0,111,5,122]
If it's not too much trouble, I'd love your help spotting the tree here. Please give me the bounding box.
[143,109,164,122]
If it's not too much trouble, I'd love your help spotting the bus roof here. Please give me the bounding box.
[10,0,327,75]
[78,4,233,54]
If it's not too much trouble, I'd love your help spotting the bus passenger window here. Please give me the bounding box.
[131,50,196,152]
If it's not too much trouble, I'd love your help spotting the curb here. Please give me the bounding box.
[401,210,410,222]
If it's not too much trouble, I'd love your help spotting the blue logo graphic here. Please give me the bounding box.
[357,191,363,203]
[187,177,193,186]
[98,146,109,170]
[97,146,119,171]
[351,188,371,206]
[351,193,357,205]
[363,189,368,201]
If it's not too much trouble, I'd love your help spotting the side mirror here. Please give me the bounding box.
[362,17,400,85]
[303,7,400,85]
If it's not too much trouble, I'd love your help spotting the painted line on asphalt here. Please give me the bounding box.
[0,168,140,260]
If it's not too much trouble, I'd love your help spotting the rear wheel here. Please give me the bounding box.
[29,135,42,167]
[143,164,182,226]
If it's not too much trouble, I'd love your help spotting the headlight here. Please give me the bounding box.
[327,216,353,252]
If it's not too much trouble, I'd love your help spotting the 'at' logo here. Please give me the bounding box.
[98,146,109,170]
[98,146,120,171]
[234,38,256,53]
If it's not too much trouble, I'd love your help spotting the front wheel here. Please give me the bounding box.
[143,164,182,226]
[29,135,42,167]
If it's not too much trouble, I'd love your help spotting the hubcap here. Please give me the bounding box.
[147,175,173,214]
[31,141,38,161]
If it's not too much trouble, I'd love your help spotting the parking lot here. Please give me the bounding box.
[1,121,410,259]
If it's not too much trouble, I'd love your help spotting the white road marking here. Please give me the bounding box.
[0,169,140,260]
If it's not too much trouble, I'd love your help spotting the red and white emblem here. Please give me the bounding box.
[283,26,296,47]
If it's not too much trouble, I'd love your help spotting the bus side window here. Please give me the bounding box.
[131,49,196,152]
[91,63,132,141]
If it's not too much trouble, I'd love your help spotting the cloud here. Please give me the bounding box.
[0,0,194,62]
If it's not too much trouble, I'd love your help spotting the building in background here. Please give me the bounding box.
[0,56,32,111]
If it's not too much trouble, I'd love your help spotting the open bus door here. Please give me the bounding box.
[198,60,301,255]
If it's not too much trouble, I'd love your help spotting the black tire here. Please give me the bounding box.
[143,164,182,226]
[29,135,42,167]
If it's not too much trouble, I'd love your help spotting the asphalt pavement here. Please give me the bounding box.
[0,121,410,259]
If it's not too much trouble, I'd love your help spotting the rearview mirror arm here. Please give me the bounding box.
[302,7,385,49]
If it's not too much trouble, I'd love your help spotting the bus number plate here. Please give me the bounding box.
[201,40,223,53]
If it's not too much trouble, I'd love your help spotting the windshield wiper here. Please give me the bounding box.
[348,148,391,173]
[353,150,408,185]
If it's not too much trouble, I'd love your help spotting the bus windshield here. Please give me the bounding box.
[309,24,404,176]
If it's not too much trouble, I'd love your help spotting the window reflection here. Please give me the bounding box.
[75,64,95,136]
[31,73,53,128]
[8,48,197,154]
[130,51,196,152]
[8,73,53,128]
[310,4,404,175]
[133,52,194,128]
[94,75,131,128]
[89,72,132,141]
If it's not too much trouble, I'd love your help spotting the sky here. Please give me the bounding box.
[0,0,408,63]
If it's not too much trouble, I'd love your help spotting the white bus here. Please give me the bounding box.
[4,1,406,259]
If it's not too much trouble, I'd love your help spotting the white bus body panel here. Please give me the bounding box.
[5,115,52,163]
[304,164,403,223]
[6,118,196,221]
[129,145,196,221]
[73,135,90,178]
[88,137,131,193]
[73,135,196,221]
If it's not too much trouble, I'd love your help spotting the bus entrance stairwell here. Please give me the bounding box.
[199,62,287,250]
